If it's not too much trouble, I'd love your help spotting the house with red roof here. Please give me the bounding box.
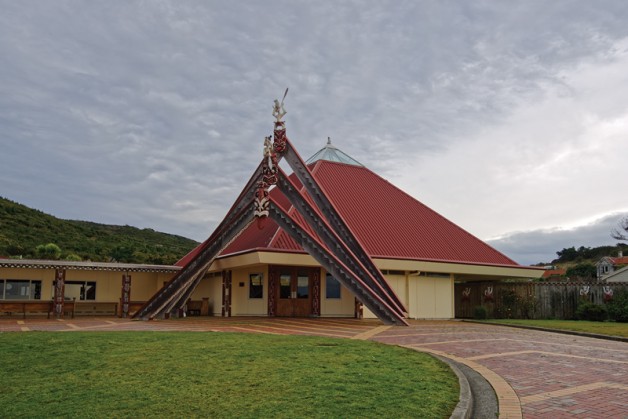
[541,268,566,281]
[138,106,542,323]
[597,251,628,281]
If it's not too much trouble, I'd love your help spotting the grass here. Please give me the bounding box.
[0,332,458,418]
[481,319,628,338]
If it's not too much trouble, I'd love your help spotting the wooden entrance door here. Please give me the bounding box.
[275,267,313,317]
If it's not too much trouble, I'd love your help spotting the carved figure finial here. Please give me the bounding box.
[272,88,288,122]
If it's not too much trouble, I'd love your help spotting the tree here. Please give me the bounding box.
[565,263,596,281]
[556,246,578,262]
[611,216,628,241]
[35,243,62,260]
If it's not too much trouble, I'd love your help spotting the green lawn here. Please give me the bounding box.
[483,319,628,338]
[0,332,458,418]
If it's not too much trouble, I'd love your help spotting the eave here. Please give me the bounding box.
[207,250,543,279]
[0,258,181,273]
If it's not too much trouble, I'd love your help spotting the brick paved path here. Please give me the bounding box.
[1,317,626,418]
[372,321,628,419]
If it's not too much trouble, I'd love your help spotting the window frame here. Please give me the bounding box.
[1,279,42,300]
[325,273,341,299]
[248,273,264,299]
[64,280,97,301]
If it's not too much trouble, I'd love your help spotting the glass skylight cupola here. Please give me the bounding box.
[306,138,364,166]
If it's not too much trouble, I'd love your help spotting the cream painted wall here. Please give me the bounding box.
[363,273,409,319]
[0,267,55,300]
[64,270,168,302]
[1,267,173,302]
[362,273,454,320]
[65,270,116,301]
[320,269,354,317]
[230,265,269,316]
[190,276,223,315]
[408,276,454,319]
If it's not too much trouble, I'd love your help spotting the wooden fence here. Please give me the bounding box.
[454,281,628,320]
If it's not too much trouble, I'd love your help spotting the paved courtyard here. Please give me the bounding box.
[1,317,626,418]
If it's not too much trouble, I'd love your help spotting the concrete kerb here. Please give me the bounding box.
[434,355,473,419]
[403,344,522,419]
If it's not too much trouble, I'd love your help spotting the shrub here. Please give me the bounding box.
[473,305,488,320]
[607,289,628,323]
[576,302,608,322]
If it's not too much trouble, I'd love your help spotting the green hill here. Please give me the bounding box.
[0,196,200,265]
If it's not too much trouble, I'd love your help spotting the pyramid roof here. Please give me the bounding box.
[178,159,518,268]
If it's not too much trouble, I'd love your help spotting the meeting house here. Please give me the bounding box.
[1,100,541,323]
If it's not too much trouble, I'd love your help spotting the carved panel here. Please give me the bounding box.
[53,269,66,318]
[121,273,132,318]
[222,270,232,317]
[268,267,277,317]
[312,269,320,316]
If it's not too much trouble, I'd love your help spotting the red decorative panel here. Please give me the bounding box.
[273,121,287,153]
[268,268,277,317]
[53,269,65,318]
[121,273,132,318]
[222,270,232,317]
[311,270,320,316]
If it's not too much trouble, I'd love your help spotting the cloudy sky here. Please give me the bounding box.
[1,1,627,265]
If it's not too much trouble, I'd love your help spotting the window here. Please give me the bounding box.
[65,281,96,301]
[279,273,291,299]
[249,274,263,299]
[297,272,309,299]
[1,279,42,300]
[325,273,341,299]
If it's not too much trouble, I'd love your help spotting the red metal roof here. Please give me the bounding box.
[542,269,566,279]
[178,160,521,267]
[611,256,628,265]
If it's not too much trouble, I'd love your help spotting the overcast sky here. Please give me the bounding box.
[1,1,627,265]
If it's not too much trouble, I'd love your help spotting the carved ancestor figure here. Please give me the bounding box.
[263,136,275,171]
[272,99,286,122]
[272,88,289,122]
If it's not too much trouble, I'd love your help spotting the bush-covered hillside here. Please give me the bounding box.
[0,197,199,264]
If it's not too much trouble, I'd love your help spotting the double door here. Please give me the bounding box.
[275,267,314,317]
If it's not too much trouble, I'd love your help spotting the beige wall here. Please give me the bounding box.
[1,267,174,303]
[320,269,355,317]
[2,258,467,320]
[362,273,454,320]
[0,267,55,300]
[64,270,168,302]
[230,265,269,316]
[408,275,454,319]
[190,275,223,316]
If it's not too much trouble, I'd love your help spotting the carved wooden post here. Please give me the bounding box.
[221,270,232,317]
[120,273,132,318]
[312,269,320,316]
[53,269,66,318]
[268,267,276,317]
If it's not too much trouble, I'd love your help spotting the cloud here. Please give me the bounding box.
[487,212,628,265]
[1,1,628,250]
[393,33,628,241]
